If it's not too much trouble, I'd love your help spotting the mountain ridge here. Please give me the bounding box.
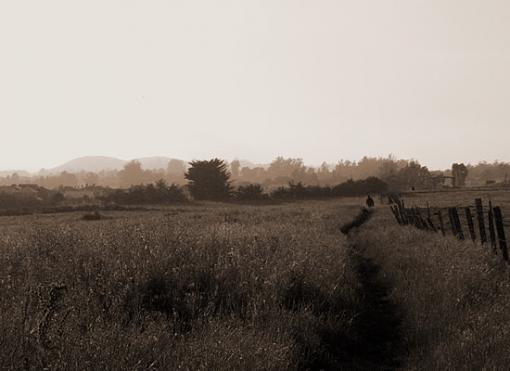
[4,156,263,175]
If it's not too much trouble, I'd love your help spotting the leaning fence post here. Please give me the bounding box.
[391,205,402,224]
[401,206,408,225]
[488,201,497,254]
[407,207,414,227]
[390,205,396,223]
[451,207,464,240]
[414,208,425,229]
[448,208,457,237]
[465,207,476,242]
[416,208,429,231]
[413,207,425,229]
[493,206,509,261]
[437,209,446,236]
[396,200,407,225]
[400,200,407,224]
[427,217,437,232]
[475,198,487,245]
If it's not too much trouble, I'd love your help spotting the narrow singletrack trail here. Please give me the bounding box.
[341,208,404,370]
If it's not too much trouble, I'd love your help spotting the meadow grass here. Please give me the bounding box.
[0,199,366,370]
[353,206,510,370]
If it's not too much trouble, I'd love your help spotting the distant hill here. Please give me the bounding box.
[46,156,127,174]
[44,156,187,174]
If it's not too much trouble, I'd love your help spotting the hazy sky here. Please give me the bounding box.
[1,1,509,171]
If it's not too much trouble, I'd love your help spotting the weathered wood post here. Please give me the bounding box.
[465,207,476,242]
[390,205,402,224]
[437,209,446,236]
[396,200,407,225]
[450,207,464,240]
[475,198,487,245]
[414,208,425,229]
[448,208,457,237]
[400,200,408,225]
[414,207,425,229]
[400,206,408,225]
[426,215,437,232]
[493,206,509,261]
[417,208,430,231]
[488,201,497,253]
[406,206,414,227]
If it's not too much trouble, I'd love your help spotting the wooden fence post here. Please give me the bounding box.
[475,198,487,245]
[414,208,426,230]
[488,201,497,253]
[407,207,414,227]
[391,205,402,224]
[393,205,399,224]
[401,206,409,225]
[427,214,437,232]
[451,208,464,240]
[401,200,408,225]
[408,208,414,226]
[493,206,509,261]
[396,200,407,225]
[418,208,430,231]
[465,207,476,242]
[448,208,457,237]
[390,205,396,223]
[437,210,446,236]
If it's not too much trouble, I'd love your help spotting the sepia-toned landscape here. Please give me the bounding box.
[2,157,510,369]
[2,1,510,370]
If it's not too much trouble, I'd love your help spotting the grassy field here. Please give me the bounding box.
[0,198,375,370]
[5,189,508,370]
[352,189,510,369]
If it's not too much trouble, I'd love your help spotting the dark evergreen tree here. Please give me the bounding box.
[185,159,232,201]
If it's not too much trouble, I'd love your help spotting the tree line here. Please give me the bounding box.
[2,154,510,193]
[3,156,509,208]
[104,159,388,204]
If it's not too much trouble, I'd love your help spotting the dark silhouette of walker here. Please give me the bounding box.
[366,194,374,208]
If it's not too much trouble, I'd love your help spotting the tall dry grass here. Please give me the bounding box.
[353,208,510,370]
[0,201,364,370]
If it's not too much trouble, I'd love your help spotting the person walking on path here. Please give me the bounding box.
[366,194,375,208]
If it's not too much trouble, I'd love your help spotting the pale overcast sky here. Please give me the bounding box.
[1,0,509,171]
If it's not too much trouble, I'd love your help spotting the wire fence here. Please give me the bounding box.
[389,196,508,261]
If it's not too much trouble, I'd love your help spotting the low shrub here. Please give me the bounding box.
[234,184,268,201]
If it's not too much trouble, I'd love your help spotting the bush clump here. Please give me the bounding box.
[103,181,187,205]
[234,184,268,201]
